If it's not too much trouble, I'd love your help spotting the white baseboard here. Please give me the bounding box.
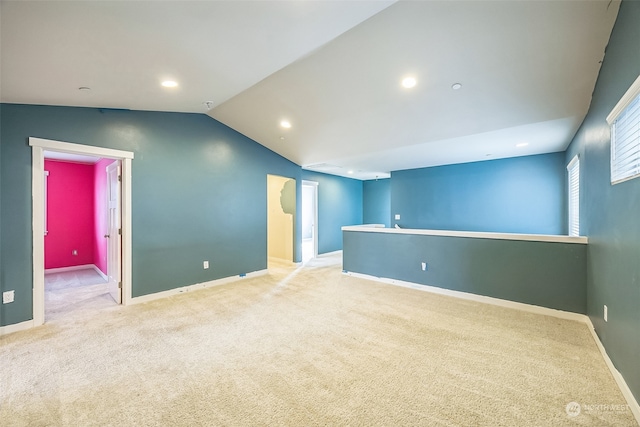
[344,271,586,322]
[1,269,269,336]
[92,265,108,282]
[585,318,640,424]
[318,250,342,258]
[45,264,96,274]
[0,320,34,337]
[45,264,108,282]
[344,270,640,424]
[129,269,269,305]
[268,256,295,266]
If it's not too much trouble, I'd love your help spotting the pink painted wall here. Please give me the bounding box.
[93,159,114,275]
[44,160,96,269]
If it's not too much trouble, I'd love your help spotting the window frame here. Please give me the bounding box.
[607,74,640,185]
[567,155,580,237]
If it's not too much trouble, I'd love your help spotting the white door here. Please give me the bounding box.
[106,161,122,304]
[301,181,318,263]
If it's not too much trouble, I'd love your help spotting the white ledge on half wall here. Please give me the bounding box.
[341,225,588,245]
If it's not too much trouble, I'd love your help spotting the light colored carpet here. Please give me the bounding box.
[1,253,637,426]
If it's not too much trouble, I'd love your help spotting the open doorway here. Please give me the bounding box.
[30,137,134,327]
[43,154,119,321]
[267,174,296,269]
[301,180,318,263]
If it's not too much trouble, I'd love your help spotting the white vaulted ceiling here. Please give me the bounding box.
[1,1,620,179]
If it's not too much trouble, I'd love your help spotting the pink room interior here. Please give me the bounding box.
[45,158,113,275]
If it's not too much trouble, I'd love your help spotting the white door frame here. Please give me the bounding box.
[106,160,123,304]
[302,180,319,259]
[30,137,134,326]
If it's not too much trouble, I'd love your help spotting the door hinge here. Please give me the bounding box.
[118,228,122,235]
[118,281,122,289]
[118,175,122,182]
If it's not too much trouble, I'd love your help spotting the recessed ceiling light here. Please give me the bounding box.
[161,80,178,88]
[280,120,291,129]
[401,77,417,89]
[348,170,354,174]
[280,136,285,140]
[451,83,462,90]
[516,142,529,148]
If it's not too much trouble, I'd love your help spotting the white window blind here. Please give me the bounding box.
[608,75,640,184]
[567,156,580,237]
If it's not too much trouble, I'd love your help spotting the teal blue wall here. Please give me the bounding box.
[343,231,586,313]
[363,178,390,227]
[391,153,567,235]
[0,104,301,326]
[301,170,363,254]
[564,0,640,402]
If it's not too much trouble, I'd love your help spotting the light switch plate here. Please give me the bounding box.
[394,214,400,220]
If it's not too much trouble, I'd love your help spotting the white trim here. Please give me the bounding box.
[567,154,580,170]
[1,269,268,336]
[585,319,640,424]
[609,76,640,185]
[606,74,640,125]
[45,264,99,274]
[343,270,640,423]
[29,137,134,159]
[344,271,587,322]
[317,250,342,258]
[268,256,296,266]
[341,225,588,244]
[32,146,46,326]
[611,172,640,186]
[121,158,133,305]
[0,320,35,337]
[93,265,109,282]
[30,137,134,327]
[567,155,580,237]
[302,180,319,260]
[129,269,269,305]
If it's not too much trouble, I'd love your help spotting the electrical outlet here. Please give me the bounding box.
[203,261,209,269]
[3,290,15,304]
[395,214,401,220]
[421,262,428,271]
[604,305,608,322]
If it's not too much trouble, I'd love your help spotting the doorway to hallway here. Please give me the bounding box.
[267,174,296,269]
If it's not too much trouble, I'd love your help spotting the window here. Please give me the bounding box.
[567,156,580,237]
[607,75,640,184]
